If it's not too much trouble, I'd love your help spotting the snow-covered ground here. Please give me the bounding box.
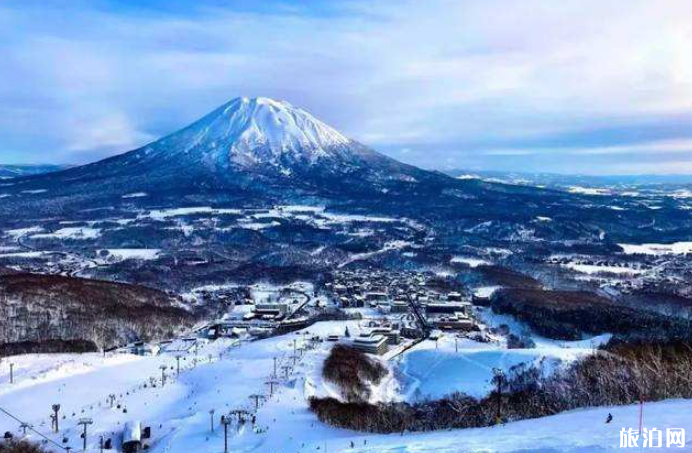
[97,249,161,262]
[0,321,686,453]
[396,335,595,400]
[568,186,611,196]
[474,286,501,298]
[475,306,611,349]
[395,304,610,402]
[0,322,356,453]
[3,226,44,239]
[141,206,243,220]
[339,241,413,268]
[0,251,50,259]
[563,262,644,276]
[619,242,692,255]
[347,399,692,452]
[31,227,102,240]
[122,192,148,199]
[450,256,490,268]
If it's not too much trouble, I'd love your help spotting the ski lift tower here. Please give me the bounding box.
[78,417,93,452]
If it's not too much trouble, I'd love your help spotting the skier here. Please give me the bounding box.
[605,413,613,424]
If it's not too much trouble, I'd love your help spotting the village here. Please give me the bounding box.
[162,269,491,360]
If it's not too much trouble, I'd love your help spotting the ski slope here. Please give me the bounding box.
[0,322,688,453]
[347,399,692,453]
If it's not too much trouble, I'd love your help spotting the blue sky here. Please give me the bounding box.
[2,0,692,174]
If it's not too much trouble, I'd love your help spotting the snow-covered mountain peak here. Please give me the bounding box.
[67,95,402,185]
[164,96,353,167]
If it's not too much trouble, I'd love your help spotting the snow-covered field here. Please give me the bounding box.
[31,227,102,240]
[450,256,490,268]
[0,251,50,259]
[0,322,358,453]
[130,204,414,235]
[563,262,644,276]
[347,399,692,453]
[619,242,692,256]
[4,226,44,239]
[397,335,595,400]
[397,306,611,402]
[97,248,161,262]
[0,321,688,453]
[568,186,611,196]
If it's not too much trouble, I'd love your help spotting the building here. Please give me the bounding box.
[365,292,389,303]
[391,299,409,313]
[254,303,289,320]
[350,335,388,355]
[385,329,401,345]
[365,325,400,345]
[447,292,464,302]
[471,294,492,306]
[432,313,475,331]
[425,301,472,316]
[120,341,156,356]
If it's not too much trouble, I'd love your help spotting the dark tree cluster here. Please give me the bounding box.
[322,345,388,403]
[477,265,542,290]
[491,288,689,341]
[0,339,97,357]
[0,440,51,453]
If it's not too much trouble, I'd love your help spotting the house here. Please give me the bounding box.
[353,294,366,307]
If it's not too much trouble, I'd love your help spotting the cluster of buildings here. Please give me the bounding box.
[326,270,480,354]
[174,270,487,357]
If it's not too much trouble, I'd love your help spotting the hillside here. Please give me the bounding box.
[0,273,194,354]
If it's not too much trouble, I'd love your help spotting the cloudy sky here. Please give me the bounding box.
[2,0,692,174]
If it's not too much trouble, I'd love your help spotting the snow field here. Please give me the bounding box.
[0,319,683,453]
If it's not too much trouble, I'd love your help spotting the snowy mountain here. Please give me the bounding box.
[116,96,362,174]
[180,96,352,167]
[5,96,442,203]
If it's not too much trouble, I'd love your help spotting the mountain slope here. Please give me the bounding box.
[0,273,194,351]
[0,164,67,178]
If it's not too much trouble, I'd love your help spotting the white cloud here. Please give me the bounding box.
[64,112,155,156]
[575,139,692,156]
[480,139,692,157]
